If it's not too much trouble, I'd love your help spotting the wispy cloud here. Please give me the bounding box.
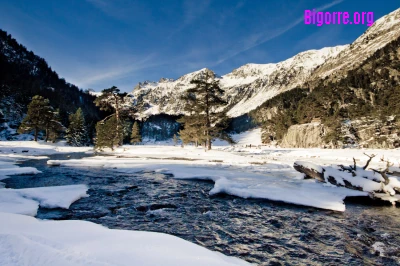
[214,0,345,66]
[69,53,161,89]
[167,0,211,39]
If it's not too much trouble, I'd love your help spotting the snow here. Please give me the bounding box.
[0,166,41,180]
[0,185,89,216]
[0,140,92,156]
[0,212,252,266]
[294,161,324,173]
[232,128,263,146]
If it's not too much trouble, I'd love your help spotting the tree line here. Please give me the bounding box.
[19,71,232,151]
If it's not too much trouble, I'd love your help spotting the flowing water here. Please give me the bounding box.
[3,153,400,265]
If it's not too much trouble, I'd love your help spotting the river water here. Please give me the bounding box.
[3,153,400,265]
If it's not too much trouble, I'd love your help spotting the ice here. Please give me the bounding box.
[0,185,89,216]
[0,212,252,266]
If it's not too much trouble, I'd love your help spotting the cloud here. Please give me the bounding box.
[69,53,161,89]
[167,0,211,39]
[214,0,345,66]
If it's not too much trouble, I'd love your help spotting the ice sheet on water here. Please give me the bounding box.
[0,185,89,216]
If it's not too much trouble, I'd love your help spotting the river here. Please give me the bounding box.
[3,153,400,265]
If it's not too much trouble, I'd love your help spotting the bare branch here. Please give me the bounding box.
[363,153,376,170]
[371,169,390,185]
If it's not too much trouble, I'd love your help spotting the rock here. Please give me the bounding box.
[280,122,326,148]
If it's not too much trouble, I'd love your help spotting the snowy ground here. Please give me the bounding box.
[0,140,92,157]
[0,212,250,266]
[0,140,253,265]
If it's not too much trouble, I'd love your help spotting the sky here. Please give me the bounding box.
[0,0,398,92]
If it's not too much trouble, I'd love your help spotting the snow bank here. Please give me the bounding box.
[0,212,252,266]
[0,158,42,180]
[49,156,366,212]
[0,167,42,180]
[0,140,92,156]
[0,185,89,216]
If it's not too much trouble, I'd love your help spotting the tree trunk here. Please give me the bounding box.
[293,163,325,182]
[45,128,49,142]
[34,127,38,141]
[205,82,211,151]
[114,95,121,147]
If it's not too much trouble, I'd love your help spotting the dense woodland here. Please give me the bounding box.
[0,29,105,140]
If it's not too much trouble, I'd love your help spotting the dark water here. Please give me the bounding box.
[3,153,400,266]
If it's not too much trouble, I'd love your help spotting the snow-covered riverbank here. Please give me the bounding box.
[2,138,400,212]
[0,141,253,266]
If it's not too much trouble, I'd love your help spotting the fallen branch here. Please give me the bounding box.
[363,153,376,170]
[293,162,325,182]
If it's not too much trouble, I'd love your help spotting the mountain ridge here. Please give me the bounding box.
[128,8,400,119]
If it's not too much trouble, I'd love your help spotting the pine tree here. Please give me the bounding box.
[94,86,127,147]
[179,70,229,150]
[18,95,64,141]
[45,108,65,143]
[66,108,89,146]
[173,134,178,146]
[95,115,123,150]
[130,121,142,145]
[177,114,207,147]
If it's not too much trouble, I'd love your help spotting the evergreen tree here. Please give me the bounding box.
[173,134,178,146]
[95,115,123,150]
[130,121,142,145]
[18,95,63,141]
[177,114,207,147]
[94,86,127,147]
[45,108,65,143]
[66,108,89,146]
[179,71,228,150]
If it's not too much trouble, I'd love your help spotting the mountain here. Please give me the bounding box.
[129,46,347,119]
[308,7,400,85]
[252,8,400,148]
[222,46,346,117]
[0,29,104,140]
[129,9,400,122]
[127,8,400,147]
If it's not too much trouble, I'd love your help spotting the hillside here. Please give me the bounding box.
[0,29,104,140]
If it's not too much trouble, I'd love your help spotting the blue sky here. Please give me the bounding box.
[0,0,398,92]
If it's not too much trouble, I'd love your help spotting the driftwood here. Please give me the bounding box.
[363,153,376,170]
[371,159,393,185]
[293,154,400,204]
[293,163,324,182]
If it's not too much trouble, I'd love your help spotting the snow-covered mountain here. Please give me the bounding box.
[130,46,346,118]
[309,7,400,83]
[129,8,400,119]
[222,46,346,117]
